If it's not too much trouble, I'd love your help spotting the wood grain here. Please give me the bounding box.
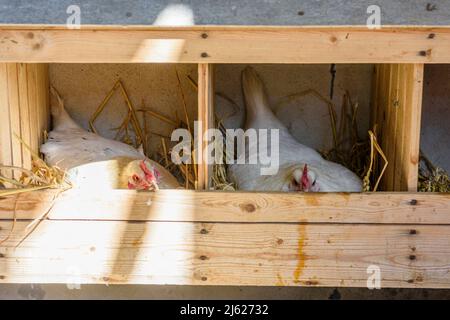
[0,63,49,175]
[372,64,424,191]
[1,190,449,224]
[0,219,449,287]
[17,63,32,170]
[0,27,448,63]
[197,64,214,190]
[6,63,23,178]
[0,63,13,184]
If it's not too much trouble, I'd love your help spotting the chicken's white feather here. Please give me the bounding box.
[228,67,362,192]
[41,89,180,190]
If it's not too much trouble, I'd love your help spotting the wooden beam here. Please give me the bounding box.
[197,64,214,190]
[1,190,449,224]
[0,63,49,181]
[0,63,13,184]
[372,64,424,191]
[0,27,449,63]
[6,63,23,179]
[1,219,450,287]
[1,190,449,287]
[403,64,424,191]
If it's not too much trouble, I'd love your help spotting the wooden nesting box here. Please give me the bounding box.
[0,25,449,288]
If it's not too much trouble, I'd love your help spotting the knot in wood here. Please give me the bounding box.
[240,203,256,213]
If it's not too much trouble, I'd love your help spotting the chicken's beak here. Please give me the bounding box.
[151,180,160,191]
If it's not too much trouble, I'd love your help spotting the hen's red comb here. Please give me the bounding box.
[140,160,154,180]
[301,164,310,188]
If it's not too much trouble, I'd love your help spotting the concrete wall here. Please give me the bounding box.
[49,63,374,157]
[215,64,373,152]
[2,0,450,26]
[421,65,450,172]
[49,63,198,158]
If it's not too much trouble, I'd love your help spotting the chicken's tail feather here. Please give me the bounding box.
[50,86,81,130]
[242,67,271,119]
[50,86,67,118]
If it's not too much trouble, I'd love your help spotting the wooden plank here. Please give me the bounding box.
[26,64,39,154]
[386,64,400,190]
[381,64,393,190]
[17,63,32,170]
[0,63,13,184]
[0,219,449,287]
[394,65,408,191]
[0,27,448,63]
[373,64,424,191]
[197,64,214,190]
[0,63,49,180]
[6,64,22,179]
[1,190,449,224]
[35,64,49,145]
[402,64,424,191]
[369,65,379,129]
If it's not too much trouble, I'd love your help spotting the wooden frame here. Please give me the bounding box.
[371,64,424,191]
[197,63,215,190]
[1,190,449,287]
[0,26,450,64]
[0,25,448,288]
[0,63,49,182]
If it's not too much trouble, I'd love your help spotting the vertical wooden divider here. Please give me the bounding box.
[197,63,215,190]
[0,63,49,185]
[0,63,13,182]
[372,63,424,191]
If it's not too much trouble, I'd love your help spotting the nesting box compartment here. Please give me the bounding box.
[0,26,450,288]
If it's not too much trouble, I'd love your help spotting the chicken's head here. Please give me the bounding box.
[289,164,320,192]
[127,160,161,191]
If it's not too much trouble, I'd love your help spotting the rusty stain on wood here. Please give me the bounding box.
[304,194,319,206]
[276,273,285,286]
[293,224,307,283]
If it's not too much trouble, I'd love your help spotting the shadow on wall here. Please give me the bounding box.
[4,284,450,300]
[421,65,450,172]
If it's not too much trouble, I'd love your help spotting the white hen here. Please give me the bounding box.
[228,67,362,192]
[40,88,180,190]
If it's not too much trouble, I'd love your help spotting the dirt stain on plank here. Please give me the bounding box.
[276,273,285,286]
[293,224,307,283]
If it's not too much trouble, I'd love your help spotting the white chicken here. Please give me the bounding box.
[40,88,180,190]
[228,67,362,192]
